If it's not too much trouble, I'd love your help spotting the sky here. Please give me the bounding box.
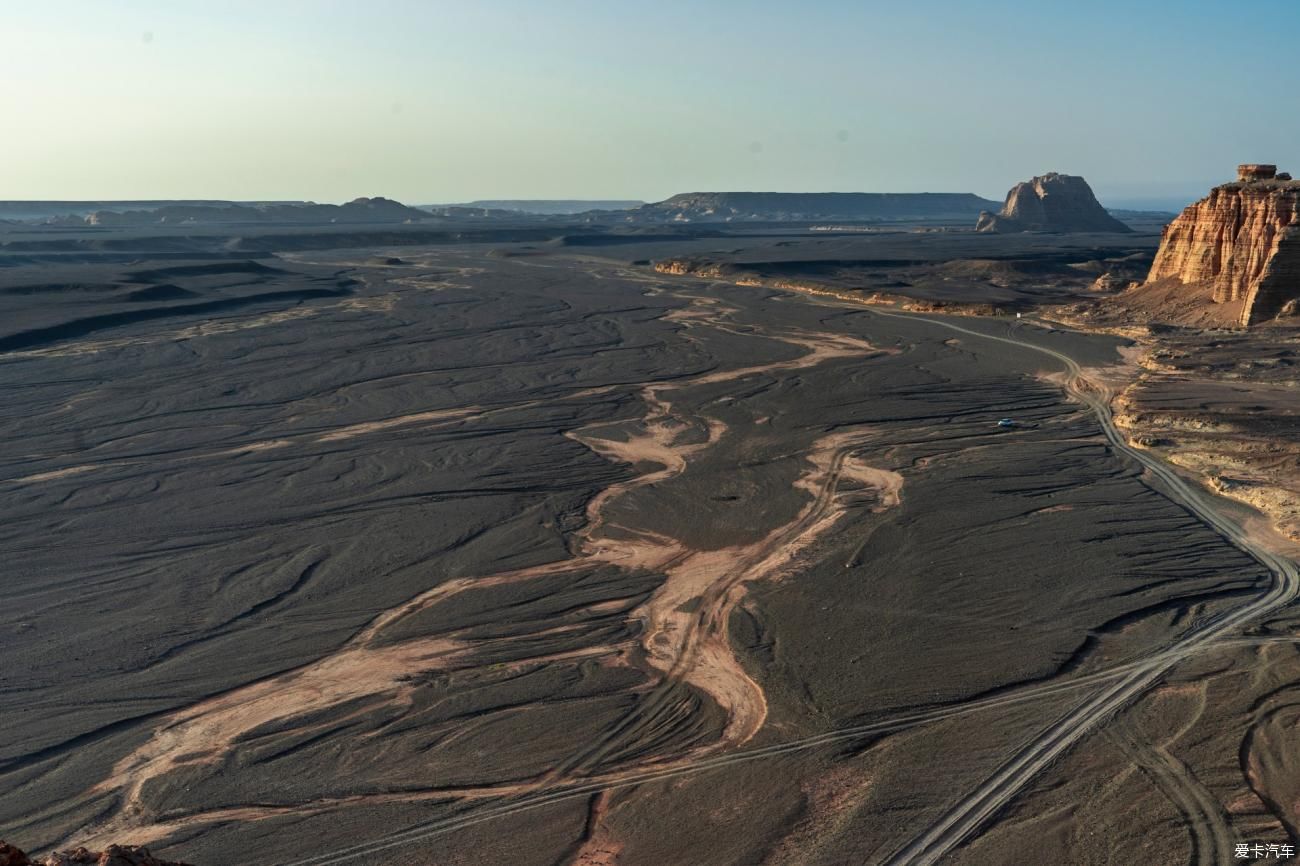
[3,0,1299,208]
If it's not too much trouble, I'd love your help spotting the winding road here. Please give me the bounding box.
[868,310,1300,865]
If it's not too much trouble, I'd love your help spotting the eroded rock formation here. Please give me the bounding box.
[0,842,30,866]
[0,842,192,866]
[1145,165,1300,326]
[976,173,1132,234]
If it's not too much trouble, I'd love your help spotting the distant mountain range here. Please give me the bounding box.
[627,192,1000,222]
[0,200,304,221]
[0,190,1072,228]
[425,200,644,215]
[16,198,432,227]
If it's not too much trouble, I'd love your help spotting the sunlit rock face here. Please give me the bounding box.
[975,172,1132,234]
[1146,165,1300,325]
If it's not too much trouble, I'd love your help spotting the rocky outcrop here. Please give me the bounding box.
[976,173,1132,234]
[1238,164,1278,182]
[1144,165,1300,326]
[653,259,732,278]
[0,842,192,866]
[0,842,31,866]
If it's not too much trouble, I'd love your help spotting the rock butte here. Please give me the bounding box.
[976,172,1132,234]
[1145,163,1300,326]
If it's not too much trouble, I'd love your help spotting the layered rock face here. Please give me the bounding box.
[1145,165,1300,325]
[976,173,1132,233]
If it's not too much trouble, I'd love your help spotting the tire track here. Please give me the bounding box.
[273,272,1298,866]
[864,311,1298,866]
[1105,704,1233,866]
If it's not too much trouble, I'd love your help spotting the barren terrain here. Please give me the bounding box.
[2,221,1297,865]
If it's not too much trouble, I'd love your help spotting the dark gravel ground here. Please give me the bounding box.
[0,224,1266,866]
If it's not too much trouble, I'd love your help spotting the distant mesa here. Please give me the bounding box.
[632,191,999,223]
[419,204,535,220]
[976,173,1132,234]
[36,197,432,227]
[0,200,300,222]
[1142,163,1300,325]
[426,200,645,215]
[1,192,1014,228]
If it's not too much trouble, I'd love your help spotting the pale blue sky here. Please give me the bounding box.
[3,0,1297,207]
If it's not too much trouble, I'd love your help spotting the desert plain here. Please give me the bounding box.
[2,211,1299,866]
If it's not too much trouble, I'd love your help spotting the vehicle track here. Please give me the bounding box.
[868,311,1299,866]
[273,300,1291,866]
[551,275,1299,862]
[1104,703,1233,866]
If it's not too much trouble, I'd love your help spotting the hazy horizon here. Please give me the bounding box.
[5,0,1296,206]
[0,192,1212,214]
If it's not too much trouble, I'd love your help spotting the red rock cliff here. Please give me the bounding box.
[1146,166,1300,326]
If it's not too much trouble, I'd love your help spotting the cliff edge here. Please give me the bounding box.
[977,173,1132,234]
[1144,164,1300,326]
